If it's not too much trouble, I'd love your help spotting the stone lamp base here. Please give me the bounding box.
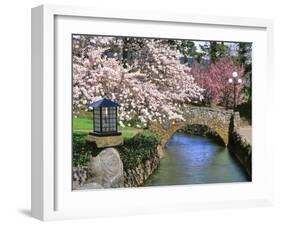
[86,133,123,148]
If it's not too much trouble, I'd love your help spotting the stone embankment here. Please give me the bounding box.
[228,128,252,178]
[73,145,163,189]
[123,146,162,187]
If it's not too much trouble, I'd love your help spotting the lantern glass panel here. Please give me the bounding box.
[101,107,117,132]
[94,107,101,132]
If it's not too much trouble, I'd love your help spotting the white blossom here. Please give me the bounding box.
[73,36,204,125]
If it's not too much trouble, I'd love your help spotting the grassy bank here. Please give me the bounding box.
[73,111,143,141]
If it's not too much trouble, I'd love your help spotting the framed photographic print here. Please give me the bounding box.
[31,4,274,221]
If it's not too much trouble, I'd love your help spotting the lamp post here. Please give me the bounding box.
[228,71,242,110]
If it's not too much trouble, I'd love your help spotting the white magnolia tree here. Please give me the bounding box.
[73,36,204,126]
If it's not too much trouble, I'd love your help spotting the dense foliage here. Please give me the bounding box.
[72,132,94,166]
[118,130,161,169]
[236,42,252,103]
[72,130,160,169]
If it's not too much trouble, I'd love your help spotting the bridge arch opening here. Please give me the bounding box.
[160,121,229,148]
[176,124,226,146]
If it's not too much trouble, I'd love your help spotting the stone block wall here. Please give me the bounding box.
[227,113,251,178]
[123,147,161,187]
[228,130,252,178]
[123,157,160,187]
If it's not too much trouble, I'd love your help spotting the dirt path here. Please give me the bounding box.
[238,126,252,144]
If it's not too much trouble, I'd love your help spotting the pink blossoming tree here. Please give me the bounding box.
[191,57,245,108]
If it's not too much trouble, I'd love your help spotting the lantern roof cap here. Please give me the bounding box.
[89,98,120,108]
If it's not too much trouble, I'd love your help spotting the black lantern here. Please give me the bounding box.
[89,98,121,137]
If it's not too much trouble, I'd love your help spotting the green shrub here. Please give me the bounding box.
[72,132,101,166]
[118,130,160,170]
[72,130,160,170]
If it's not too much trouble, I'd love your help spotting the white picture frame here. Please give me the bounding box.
[31,4,274,221]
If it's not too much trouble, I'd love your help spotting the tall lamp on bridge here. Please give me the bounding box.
[228,71,242,110]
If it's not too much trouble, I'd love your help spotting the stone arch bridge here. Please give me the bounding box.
[151,106,240,147]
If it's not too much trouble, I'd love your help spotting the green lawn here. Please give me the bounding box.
[73,115,93,131]
[73,112,143,141]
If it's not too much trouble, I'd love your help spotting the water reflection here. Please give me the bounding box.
[144,133,250,186]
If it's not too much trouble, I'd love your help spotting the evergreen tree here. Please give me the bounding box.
[200,41,228,63]
[237,43,252,103]
[167,40,203,64]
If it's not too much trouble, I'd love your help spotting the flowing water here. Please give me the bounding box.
[144,133,250,186]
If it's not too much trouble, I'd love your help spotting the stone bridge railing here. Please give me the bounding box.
[150,106,240,147]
